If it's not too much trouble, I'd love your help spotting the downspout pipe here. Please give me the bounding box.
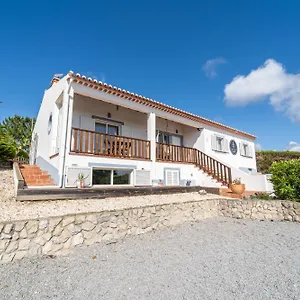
[58,77,73,188]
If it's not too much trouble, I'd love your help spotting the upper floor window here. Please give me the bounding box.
[95,122,119,135]
[240,142,253,157]
[211,135,228,153]
[216,137,223,151]
[156,131,183,146]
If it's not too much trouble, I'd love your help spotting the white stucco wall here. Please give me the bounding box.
[72,94,147,140]
[31,78,67,184]
[156,117,184,137]
[65,154,222,188]
[183,127,206,151]
[202,126,256,171]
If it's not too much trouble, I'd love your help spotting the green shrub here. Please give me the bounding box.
[0,133,16,161]
[269,159,300,201]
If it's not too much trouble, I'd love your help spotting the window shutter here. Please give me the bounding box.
[165,170,173,186]
[248,144,253,157]
[211,135,217,150]
[172,170,179,186]
[239,142,244,156]
[134,170,151,186]
[165,170,179,186]
[223,139,229,152]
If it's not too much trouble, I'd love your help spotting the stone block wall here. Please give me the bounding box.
[1,198,299,264]
[0,200,219,264]
[219,199,300,222]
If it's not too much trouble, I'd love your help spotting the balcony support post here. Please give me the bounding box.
[147,112,156,183]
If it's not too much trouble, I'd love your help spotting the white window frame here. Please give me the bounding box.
[156,130,183,146]
[95,121,120,136]
[212,135,229,153]
[240,142,252,158]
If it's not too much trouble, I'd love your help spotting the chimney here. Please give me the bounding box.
[50,74,64,87]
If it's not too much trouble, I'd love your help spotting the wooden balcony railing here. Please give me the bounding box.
[71,128,150,160]
[156,143,232,186]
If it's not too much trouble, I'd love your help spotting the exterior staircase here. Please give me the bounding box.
[156,143,232,187]
[20,164,55,187]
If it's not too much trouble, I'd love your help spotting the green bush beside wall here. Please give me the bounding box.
[270,159,300,201]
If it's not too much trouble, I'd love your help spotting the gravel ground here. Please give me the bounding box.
[0,169,222,222]
[0,169,16,203]
[0,217,299,300]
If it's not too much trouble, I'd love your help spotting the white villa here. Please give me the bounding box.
[29,72,271,192]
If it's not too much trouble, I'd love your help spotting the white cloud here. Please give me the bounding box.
[255,143,262,151]
[202,57,227,79]
[224,59,300,122]
[286,141,300,152]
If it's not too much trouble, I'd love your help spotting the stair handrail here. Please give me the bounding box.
[156,142,232,186]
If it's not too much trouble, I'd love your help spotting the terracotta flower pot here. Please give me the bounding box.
[230,184,245,195]
[77,180,84,188]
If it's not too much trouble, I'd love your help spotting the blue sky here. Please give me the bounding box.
[0,0,299,151]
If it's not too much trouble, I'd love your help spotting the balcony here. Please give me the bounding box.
[70,128,232,186]
[70,128,151,160]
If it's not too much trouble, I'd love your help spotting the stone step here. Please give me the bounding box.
[20,164,55,187]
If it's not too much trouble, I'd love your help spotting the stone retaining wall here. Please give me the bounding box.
[0,200,218,264]
[0,198,299,264]
[219,199,300,222]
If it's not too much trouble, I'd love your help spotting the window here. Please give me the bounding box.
[113,170,131,185]
[212,135,228,153]
[93,169,132,185]
[93,170,111,185]
[240,142,252,157]
[243,144,248,156]
[157,131,183,146]
[48,113,53,135]
[216,137,223,151]
[95,122,119,135]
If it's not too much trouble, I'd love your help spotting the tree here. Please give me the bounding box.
[0,133,16,160]
[0,115,36,160]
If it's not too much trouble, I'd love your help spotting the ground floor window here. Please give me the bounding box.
[93,170,111,185]
[93,169,132,185]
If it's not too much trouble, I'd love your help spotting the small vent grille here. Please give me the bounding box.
[66,167,92,187]
[134,170,151,186]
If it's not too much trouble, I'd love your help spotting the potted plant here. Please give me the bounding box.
[158,179,164,187]
[76,173,88,188]
[230,178,245,195]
